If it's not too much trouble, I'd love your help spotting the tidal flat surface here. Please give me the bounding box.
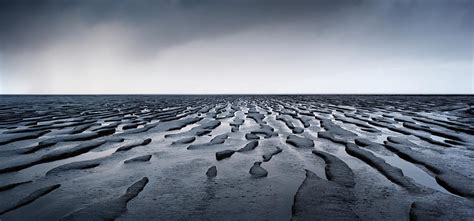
[0,95,473,220]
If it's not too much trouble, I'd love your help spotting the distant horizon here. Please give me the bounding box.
[0,93,472,96]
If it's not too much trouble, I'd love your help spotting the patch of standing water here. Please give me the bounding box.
[369,150,451,195]
[0,143,120,184]
[210,119,232,136]
[167,121,201,136]
[429,134,447,143]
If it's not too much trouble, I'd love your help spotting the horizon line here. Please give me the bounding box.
[0,93,472,96]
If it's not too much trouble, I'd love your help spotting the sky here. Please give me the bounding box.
[0,0,472,94]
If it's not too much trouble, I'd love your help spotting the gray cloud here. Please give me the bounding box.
[0,0,472,93]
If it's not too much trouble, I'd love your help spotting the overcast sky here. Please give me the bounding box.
[0,0,472,94]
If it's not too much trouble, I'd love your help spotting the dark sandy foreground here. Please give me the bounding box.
[0,95,473,220]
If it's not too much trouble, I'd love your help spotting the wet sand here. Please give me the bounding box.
[0,95,473,220]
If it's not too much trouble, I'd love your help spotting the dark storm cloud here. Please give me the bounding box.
[1,0,471,56]
[0,0,363,53]
[0,0,472,93]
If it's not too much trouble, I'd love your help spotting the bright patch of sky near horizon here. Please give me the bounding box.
[0,0,472,94]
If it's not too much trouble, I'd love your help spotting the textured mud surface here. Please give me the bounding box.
[0,95,473,220]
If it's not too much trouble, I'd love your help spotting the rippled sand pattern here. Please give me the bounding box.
[0,95,473,220]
